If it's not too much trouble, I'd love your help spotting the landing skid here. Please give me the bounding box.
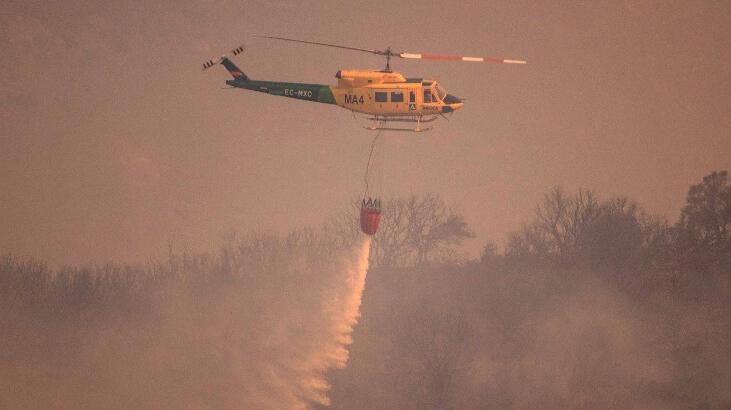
[363,115,437,132]
[365,125,432,132]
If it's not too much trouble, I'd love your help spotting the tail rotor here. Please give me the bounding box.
[201,44,249,80]
[201,44,246,70]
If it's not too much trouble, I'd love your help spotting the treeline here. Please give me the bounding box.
[3,171,727,309]
[355,171,729,297]
[0,171,729,409]
[500,170,730,286]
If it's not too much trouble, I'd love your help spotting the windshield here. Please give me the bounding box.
[435,83,447,100]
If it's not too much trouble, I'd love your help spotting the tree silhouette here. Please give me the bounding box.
[338,193,474,268]
[379,194,473,267]
[674,170,731,273]
[507,187,603,264]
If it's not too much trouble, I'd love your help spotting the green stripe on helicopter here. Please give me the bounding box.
[226,79,336,105]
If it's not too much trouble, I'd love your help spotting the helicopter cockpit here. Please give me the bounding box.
[422,81,447,103]
[435,83,448,101]
[423,81,462,107]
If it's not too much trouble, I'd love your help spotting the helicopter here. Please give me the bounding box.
[203,36,526,132]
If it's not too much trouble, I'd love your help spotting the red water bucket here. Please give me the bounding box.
[360,199,382,236]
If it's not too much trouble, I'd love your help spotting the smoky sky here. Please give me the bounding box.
[1,0,729,265]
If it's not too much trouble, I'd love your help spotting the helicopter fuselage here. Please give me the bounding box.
[225,68,464,117]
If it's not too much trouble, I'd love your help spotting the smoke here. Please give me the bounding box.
[466,277,675,409]
[0,234,372,409]
[327,263,731,409]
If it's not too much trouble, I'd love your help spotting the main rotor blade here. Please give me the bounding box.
[399,52,526,64]
[255,35,382,55]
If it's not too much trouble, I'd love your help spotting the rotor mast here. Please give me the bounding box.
[384,47,393,72]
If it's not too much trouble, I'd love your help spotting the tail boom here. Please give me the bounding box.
[226,79,336,105]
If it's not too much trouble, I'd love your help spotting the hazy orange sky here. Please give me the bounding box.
[1,0,729,265]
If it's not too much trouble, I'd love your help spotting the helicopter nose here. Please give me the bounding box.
[443,94,463,104]
[442,94,464,113]
[443,103,464,113]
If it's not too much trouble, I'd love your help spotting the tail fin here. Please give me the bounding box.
[201,45,249,81]
[220,57,248,80]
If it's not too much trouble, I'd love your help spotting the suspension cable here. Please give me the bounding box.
[363,129,383,200]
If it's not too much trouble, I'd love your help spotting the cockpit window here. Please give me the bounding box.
[435,84,447,100]
[423,89,432,103]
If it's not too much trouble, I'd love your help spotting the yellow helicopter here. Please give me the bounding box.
[203,36,526,132]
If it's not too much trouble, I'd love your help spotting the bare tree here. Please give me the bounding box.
[405,194,474,265]
[372,197,413,268]
[508,187,601,262]
[372,194,473,267]
[535,186,572,256]
[334,193,473,268]
[505,187,671,277]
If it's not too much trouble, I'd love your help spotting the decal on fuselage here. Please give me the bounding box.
[284,88,314,99]
[344,94,365,104]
